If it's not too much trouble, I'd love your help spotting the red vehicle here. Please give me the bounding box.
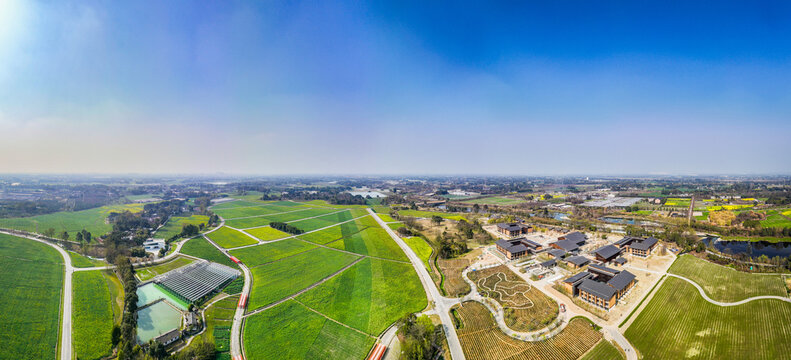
[230,256,241,264]
[560,304,566,313]
[238,294,248,308]
[366,343,387,360]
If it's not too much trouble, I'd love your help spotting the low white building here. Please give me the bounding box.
[143,239,166,254]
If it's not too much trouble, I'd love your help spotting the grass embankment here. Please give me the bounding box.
[68,251,105,268]
[180,237,237,268]
[135,256,194,281]
[403,236,433,270]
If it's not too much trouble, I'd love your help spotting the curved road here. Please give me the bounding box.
[0,230,73,360]
[368,209,466,360]
[667,273,791,306]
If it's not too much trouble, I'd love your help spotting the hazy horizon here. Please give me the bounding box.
[1,1,790,175]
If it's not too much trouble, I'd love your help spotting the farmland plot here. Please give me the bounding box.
[181,237,237,268]
[247,248,360,310]
[325,227,409,262]
[297,258,427,335]
[403,236,432,270]
[207,226,258,248]
[580,340,624,360]
[225,208,338,229]
[245,227,290,242]
[625,277,791,359]
[454,301,601,360]
[230,239,317,268]
[73,271,115,360]
[668,255,786,302]
[297,219,370,245]
[153,214,209,240]
[0,234,63,360]
[243,300,374,360]
[289,210,361,232]
[0,203,146,239]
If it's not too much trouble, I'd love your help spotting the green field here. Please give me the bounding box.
[625,277,791,359]
[376,213,396,222]
[297,218,371,245]
[668,255,787,302]
[154,215,210,240]
[230,239,317,268]
[580,340,624,360]
[224,208,339,229]
[403,237,432,270]
[214,204,309,220]
[289,210,367,232]
[73,271,116,360]
[135,256,194,281]
[247,248,360,310]
[326,227,409,262]
[180,237,237,268]
[0,203,146,239]
[207,226,258,248]
[246,227,291,242]
[387,222,404,231]
[0,233,63,360]
[760,210,791,228]
[462,196,526,205]
[68,251,105,268]
[371,206,390,214]
[397,210,467,222]
[195,295,238,357]
[297,258,427,335]
[243,300,374,360]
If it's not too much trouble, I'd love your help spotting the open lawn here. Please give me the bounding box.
[0,203,146,239]
[580,340,624,360]
[297,258,427,335]
[625,277,791,359]
[180,237,237,268]
[68,251,105,268]
[153,215,210,240]
[243,300,374,360]
[454,301,601,360]
[207,226,258,248]
[326,227,409,262]
[403,237,432,270]
[245,226,290,242]
[247,247,360,310]
[0,233,63,360]
[230,239,317,268]
[668,255,787,302]
[297,218,371,245]
[463,196,526,205]
[73,271,115,360]
[135,256,194,281]
[467,265,557,332]
[397,210,467,222]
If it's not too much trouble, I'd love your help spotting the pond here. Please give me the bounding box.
[137,283,188,310]
[136,301,183,344]
[600,217,660,227]
[702,236,791,259]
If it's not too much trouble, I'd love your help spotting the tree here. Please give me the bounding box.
[43,228,56,238]
[111,325,121,346]
[431,215,443,226]
[76,232,83,242]
[61,231,70,241]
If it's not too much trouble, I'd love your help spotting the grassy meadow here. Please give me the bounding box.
[668,255,787,302]
[207,226,258,248]
[73,271,116,360]
[0,203,146,239]
[180,237,237,268]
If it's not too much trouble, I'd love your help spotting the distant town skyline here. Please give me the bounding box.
[1,1,789,175]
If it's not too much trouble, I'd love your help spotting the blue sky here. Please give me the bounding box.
[0,1,789,174]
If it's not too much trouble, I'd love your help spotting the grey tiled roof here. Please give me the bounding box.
[594,245,621,259]
[579,278,616,299]
[565,255,591,267]
[607,270,636,291]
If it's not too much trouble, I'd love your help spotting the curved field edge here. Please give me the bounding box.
[625,276,791,359]
[0,233,64,360]
[668,254,787,302]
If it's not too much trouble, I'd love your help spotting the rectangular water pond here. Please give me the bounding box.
[137,283,189,310]
[136,301,183,344]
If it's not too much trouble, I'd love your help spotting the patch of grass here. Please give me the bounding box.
[223,277,244,295]
[247,248,360,310]
[207,226,258,248]
[73,271,115,360]
[195,295,238,357]
[180,237,237,268]
[760,210,791,228]
[230,239,317,268]
[326,227,409,262]
[403,236,432,270]
[0,233,63,360]
[68,251,105,268]
[135,256,194,281]
[397,210,467,222]
[387,222,405,231]
[668,255,786,302]
[153,215,210,240]
[580,340,624,360]
[377,213,396,222]
[297,258,427,335]
[245,227,290,242]
[243,300,374,360]
[0,203,146,239]
[625,277,791,359]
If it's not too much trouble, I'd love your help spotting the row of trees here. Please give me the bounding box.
[115,255,139,360]
[270,221,304,235]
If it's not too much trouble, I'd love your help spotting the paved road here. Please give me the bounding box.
[0,230,73,360]
[368,209,466,360]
